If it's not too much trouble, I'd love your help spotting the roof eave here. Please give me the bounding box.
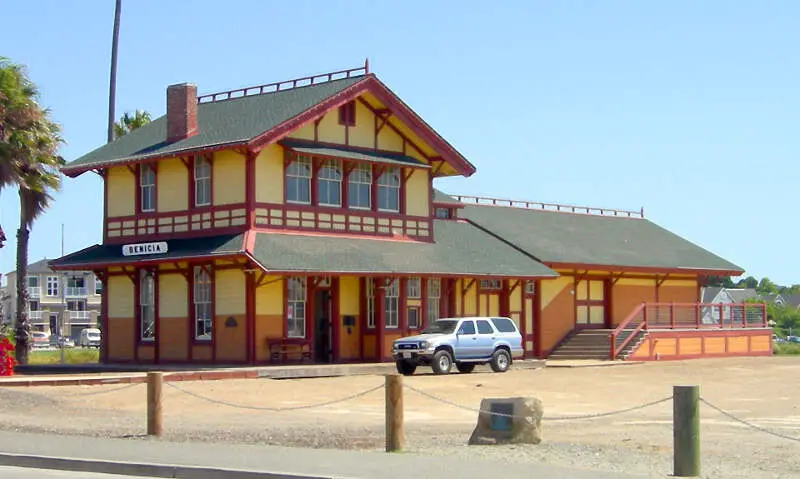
[49,251,247,271]
[544,261,744,277]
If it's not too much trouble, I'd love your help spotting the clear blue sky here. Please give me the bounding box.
[2,0,798,285]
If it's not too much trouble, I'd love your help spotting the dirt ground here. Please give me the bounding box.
[1,356,798,478]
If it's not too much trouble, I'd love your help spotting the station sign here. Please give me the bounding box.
[122,241,169,257]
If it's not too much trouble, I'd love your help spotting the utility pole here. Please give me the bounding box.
[107,0,122,143]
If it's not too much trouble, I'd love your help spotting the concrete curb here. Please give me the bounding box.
[545,360,644,368]
[0,452,338,478]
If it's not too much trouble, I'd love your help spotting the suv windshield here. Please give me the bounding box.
[421,319,459,334]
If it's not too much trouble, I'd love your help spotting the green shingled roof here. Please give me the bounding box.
[252,220,557,277]
[280,139,428,168]
[49,234,244,269]
[64,77,365,172]
[460,205,743,273]
[432,189,463,206]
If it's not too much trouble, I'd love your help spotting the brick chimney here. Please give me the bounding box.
[166,83,198,142]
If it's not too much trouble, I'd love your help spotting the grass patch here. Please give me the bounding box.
[28,348,100,365]
[773,342,800,355]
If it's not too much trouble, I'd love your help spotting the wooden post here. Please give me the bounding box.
[147,372,163,437]
[385,374,404,452]
[673,385,700,477]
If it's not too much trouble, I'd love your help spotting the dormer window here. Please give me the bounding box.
[338,101,356,126]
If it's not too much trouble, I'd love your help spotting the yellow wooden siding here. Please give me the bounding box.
[339,276,360,359]
[106,166,135,217]
[524,298,534,335]
[316,110,345,144]
[462,280,477,316]
[256,144,284,204]
[255,276,283,315]
[652,338,677,356]
[727,336,748,353]
[158,273,187,317]
[108,276,133,317]
[405,169,430,217]
[489,294,499,316]
[213,151,245,205]
[750,335,770,351]
[215,269,245,315]
[156,158,187,212]
[704,337,725,353]
[377,123,404,152]
[680,337,702,355]
[348,100,374,148]
[289,121,315,141]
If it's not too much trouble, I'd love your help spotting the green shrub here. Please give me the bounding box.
[773,342,800,355]
[29,349,100,365]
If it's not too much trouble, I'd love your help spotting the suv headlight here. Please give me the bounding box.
[419,341,428,350]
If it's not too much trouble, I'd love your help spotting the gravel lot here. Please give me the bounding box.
[0,356,798,479]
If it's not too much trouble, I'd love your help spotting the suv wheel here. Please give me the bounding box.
[395,360,417,376]
[490,349,511,373]
[456,363,475,374]
[431,350,453,375]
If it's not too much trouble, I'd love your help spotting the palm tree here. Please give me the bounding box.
[113,110,151,138]
[0,57,64,364]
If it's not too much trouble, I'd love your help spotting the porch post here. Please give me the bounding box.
[376,277,386,361]
[245,267,256,364]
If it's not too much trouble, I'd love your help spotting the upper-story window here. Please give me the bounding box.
[46,276,59,296]
[434,207,452,219]
[317,160,342,207]
[480,279,502,290]
[140,164,156,212]
[338,101,356,126]
[95,277,103,295]
[286,155,312,204]
[348,164,371,209]
[194,156,211,207]
[377,167,400,212]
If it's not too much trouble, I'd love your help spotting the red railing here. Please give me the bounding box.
[197,61,369,103]
[609,302,769,359]
[453,194,644,218]
[610,302,647,359]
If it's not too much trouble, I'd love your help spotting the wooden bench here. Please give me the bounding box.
[267,338,313,363]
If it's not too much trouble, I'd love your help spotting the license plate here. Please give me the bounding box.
[402,352,411,359]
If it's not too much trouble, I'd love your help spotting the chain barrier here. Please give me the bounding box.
[165,381,384,412]
[60,381,143,397]
[699,397,800,443]
[402,383,672,420]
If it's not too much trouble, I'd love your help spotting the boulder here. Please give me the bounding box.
[468,396,543,445]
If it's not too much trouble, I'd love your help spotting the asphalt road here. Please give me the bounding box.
[0,466,130,478]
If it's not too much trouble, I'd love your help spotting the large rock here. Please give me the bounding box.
[468,396,543,445]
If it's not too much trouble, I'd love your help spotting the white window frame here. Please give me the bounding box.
[194,156,212,207]
[95,277,103,295]
[140,164,156,212]
[384,279,399,329]
[193,266,213,340]
[287,277,307,338]
[525,280,536,295]
[46,276,59,296]
[348,163,372,210]
[480,279,502,290]
[27,276,39,288]
[317,159,342,207]
[427,278,441,324]
[366,278,375,328]
[406,277,421,299]
[139,270,155,341]
[377,167,400,212]
[407,306,420,329]
[286,155,312,204]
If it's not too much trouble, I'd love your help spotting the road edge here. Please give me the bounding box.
[0,452,337,479]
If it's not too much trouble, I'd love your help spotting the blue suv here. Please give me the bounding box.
[391,316,524,375]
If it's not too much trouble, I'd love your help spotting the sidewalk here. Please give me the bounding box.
[0,431,652,479]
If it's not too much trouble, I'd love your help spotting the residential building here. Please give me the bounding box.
[49,63,770,364]
[3,259,102,338]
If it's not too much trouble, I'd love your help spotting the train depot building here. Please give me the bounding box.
[51,63,772,365]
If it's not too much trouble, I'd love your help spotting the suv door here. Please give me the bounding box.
[475,319,497,358]
[454,320,478,359]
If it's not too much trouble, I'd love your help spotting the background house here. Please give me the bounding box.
[2,259,102,339]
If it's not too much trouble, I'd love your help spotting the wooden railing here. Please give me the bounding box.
[453,194,644,218]
[197,61,369,103]
[609,302,769,359]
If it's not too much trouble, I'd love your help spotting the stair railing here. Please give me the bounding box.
[609,302,647,359]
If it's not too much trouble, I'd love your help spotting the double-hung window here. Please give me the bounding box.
[317,160,342,207]
[194,156,211,206]
[193,266,212,340]
[348,164,372,209]
[366,278,375,328]
[427,278,441,324]
[384,279,399,328]
[139,270,155,341]
[377,167,400,212]
[286,277,306,338]
[46,276,58,297]
[140,165,156,212]
[406,277,421,299]
[286,155,311,204]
